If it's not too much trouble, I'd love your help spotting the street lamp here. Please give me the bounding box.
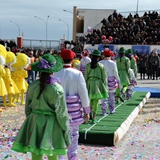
[10,20,20,36]
[136,0,139,14]
[59,19,69,40]
[63,9,73,14]
[0,25,1,39]
[34,15,49,47]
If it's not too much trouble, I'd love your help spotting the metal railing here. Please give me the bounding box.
[23,39,60,50]
[119,9,160,17]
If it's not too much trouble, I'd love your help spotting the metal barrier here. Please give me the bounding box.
[23,39,60,50]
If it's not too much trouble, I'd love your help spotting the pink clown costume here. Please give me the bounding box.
[80,50,91,76]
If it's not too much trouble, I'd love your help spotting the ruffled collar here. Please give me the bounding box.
[63,64,72,68]
[46,76,61,85]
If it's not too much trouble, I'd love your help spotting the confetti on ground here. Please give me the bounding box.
[0,98,160,160]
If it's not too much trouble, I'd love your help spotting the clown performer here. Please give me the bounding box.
[72,59,80,70]
[0,45,8,110]
[126,68,137,100]
[11,53,70,160]
[99,49,120,114]
[85,50,108,123]
[79,49,91,75]
[125,49,138,99]
[11,53,30,105]
[126,49,138,78]
[53,49,90,160]
[116,47,131,102]
[3,51,20,107]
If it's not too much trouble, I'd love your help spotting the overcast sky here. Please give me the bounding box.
[0,0,159,43]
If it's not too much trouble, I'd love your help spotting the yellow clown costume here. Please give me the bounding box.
[72,59,80,70]
[11,53,30,105]
[0,45,8,109]
[4,51,20,107]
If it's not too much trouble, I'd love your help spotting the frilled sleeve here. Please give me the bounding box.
[113,63,120,84]
[126,58,131,79]
[101,65,107,87]
[23,69,28,79]
[131,58,137,77]
[0,65,6,77]
[84,64,89,82]
[77,72,90,114]
[54,88,71,146]
[25,91,32,117]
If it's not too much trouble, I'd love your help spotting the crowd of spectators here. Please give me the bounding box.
[78,10,160,46]
[0,40,61,84]
[1,39,160,81]
[138,51,160,80]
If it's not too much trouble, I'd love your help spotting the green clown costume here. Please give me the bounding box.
[85,50,108,123]
[11,54,71,160]
[116,47,131,101]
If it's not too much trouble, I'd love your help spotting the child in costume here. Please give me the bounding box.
[53,49,90,160]
[99,49,120,114]
[80,49,91,75]
[26,50,35,84]
[4,51,20,107]
[11,53,70,160]
[72,59,80,70]
[0,45,8,109]
[126,49,138,77]
[126,68,137,100]
[125,49,137,99]
[11,53,30,105]
[85,50,108,123]
[116,47,131,102]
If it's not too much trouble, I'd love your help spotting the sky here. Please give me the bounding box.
[0,0,159,45]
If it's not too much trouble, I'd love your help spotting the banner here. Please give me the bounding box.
[83,44,98,54]
[83,44,160,55]
[98,44,114,52]
[132,45,150,55]
[150,45,160,54]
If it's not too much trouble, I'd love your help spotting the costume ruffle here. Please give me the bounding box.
[11,142,67,156]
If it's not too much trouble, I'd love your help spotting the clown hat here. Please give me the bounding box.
[126,49,134,54]
[6,51,16,65]
[31,53,63,73]
[0,44,7,65]
[81,49,89,57]
[60,49,76,60]
[119,47,126,54]
[91,50,101,57]
[0,44,6,54]
[125,49,134,57]
[11,53,30,70]
[103,49,114,57]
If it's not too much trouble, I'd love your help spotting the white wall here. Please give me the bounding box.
[77,9,115,34]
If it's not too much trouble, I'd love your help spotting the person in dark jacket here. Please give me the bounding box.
[150,52,160,80]
[139,53,147,79]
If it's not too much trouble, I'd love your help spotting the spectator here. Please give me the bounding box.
[146,52,153,79]
[83,10,160,45]
[150,51,160,80]
[139,53,147,79]
[26,50,35,84]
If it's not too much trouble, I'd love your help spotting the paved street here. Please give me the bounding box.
[0,74,160,160]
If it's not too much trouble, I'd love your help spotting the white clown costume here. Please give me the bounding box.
[53,49,90,160]
[99,49,120,114]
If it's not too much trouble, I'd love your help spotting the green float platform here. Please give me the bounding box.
[79,91,150,146]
